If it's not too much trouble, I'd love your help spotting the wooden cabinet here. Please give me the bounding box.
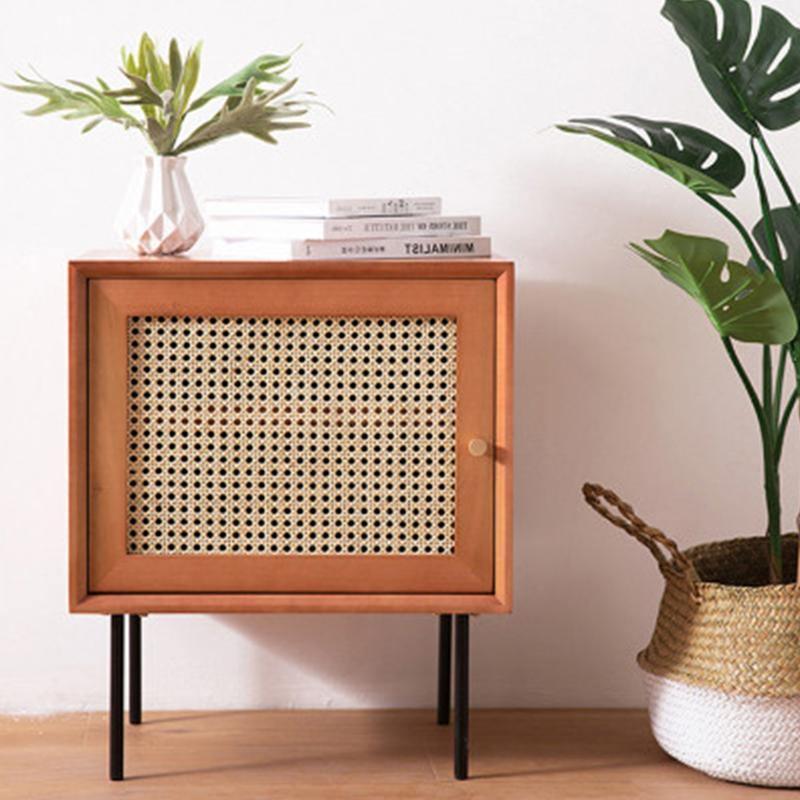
[69,257,513,615]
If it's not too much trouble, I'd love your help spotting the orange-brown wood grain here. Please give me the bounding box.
[3,709,733,798]
[69,257,514,613]
[494,267,514,611]
[68,267,89,612]
[71,593,510,614]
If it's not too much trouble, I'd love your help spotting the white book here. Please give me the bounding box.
[208,214,480,241]
[212,235,491,260]
[204,196,442,219]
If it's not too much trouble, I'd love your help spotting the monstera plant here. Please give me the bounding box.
[561,0,800,582]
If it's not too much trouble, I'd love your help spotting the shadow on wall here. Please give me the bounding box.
[213,276,691,708]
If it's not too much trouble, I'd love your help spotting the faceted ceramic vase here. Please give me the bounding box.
[116,155,204,255]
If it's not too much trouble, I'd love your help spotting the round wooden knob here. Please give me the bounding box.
[468,438,489,457]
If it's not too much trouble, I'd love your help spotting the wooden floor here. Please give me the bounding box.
[0,709,793,799]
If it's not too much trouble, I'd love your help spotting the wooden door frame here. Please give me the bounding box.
[69,257,514,614]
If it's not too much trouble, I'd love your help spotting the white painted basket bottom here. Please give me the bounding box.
[641,668,800,788]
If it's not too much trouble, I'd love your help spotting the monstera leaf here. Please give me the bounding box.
[752,207,800,308]
[558,116,744,196]
[663,0,800,132]
[630,230,797,343]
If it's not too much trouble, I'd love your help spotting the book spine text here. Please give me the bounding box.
[292,236,491,260]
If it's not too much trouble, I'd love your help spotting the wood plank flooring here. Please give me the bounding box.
[0,709,793,799]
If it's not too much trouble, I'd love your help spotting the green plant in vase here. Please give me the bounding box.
[561,0,800,583]
[3,33,317,254]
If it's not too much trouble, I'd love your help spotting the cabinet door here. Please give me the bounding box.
[88,278,495,594]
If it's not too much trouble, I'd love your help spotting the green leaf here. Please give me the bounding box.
[752,207,800,309]
[122,40,145,79]
[2,72,142,130]
[168,38,182,90]
[174,76,310,154]
[630,230,798,343]
[188,52,291,112]
[558,116,744,196]
[81,118,103,133]
[137,33,153,77]
[663,0,800,132]
[176,42,202,114]
[111,70,164,107]
[141,34,169,92]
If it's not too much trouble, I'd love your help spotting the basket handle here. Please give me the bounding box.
[582,483,699,591]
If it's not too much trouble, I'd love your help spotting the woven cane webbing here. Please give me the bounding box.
[126,315,458,556]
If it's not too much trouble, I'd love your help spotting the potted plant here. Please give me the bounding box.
[3,34,315,254]
[561,0,800,787]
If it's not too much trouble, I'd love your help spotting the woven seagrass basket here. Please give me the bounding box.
[583,483,800,788]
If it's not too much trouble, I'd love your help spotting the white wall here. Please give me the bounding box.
[1,0,797,713]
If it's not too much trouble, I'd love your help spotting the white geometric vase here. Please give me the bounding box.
[115,155,204,256]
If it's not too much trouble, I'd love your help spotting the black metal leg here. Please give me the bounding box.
[110,615,124,781]
[129,615,142,725]
[454,614,469,780]
[437,615,452,725]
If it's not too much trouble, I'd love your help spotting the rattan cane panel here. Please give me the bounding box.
[126,315,457,556]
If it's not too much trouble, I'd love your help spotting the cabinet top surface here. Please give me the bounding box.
[72,249,512,263]
[69,252,513,280]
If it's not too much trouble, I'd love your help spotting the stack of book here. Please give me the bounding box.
[205,196,491,260]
